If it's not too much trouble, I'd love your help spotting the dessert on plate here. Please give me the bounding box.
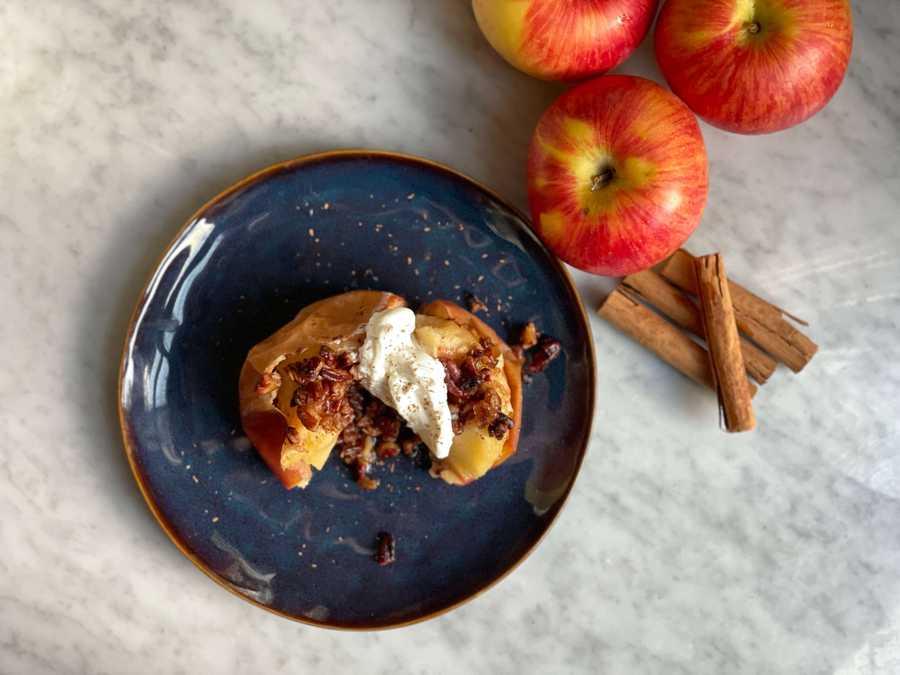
[238,290,526,489]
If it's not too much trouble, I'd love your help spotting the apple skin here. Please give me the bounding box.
[472,0,659,81]
[655,0,853,134]
[527,75,708,277]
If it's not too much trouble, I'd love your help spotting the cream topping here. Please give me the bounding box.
[358,307,454,459]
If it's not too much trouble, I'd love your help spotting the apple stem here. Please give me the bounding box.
[591,166,616,191]
[747,21,761,34]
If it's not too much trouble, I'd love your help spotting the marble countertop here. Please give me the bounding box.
[2,1,898,673]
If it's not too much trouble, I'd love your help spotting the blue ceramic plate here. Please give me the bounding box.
[119,150,595,629]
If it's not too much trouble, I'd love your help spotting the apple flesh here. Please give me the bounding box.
[417,300,524,485]
[655,0,853,134]
[527,75,708,276]
[472,0,658,81]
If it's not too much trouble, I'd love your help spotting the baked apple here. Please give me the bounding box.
[239,292,525,490]
[417,301,523,485]
[238,290,404,489]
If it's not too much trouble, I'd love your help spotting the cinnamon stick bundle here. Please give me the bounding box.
[694,254,756,432]
[598,287,756,397]
[622,269,777,384]
[658,249,818,372]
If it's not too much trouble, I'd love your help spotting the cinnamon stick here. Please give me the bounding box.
[622,269,777,384]
[694,254,756,432]
[658,249,818,372]
[598,287,756,397]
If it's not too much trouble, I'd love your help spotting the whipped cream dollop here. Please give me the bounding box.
[358,307,454,459]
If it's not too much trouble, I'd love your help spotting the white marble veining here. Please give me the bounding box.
[2,1,899,673]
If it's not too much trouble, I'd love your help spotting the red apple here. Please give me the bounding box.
[655,0,853,134]
[472,0,659,81]
[527,75,708,276]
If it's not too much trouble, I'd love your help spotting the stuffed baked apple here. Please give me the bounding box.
[238,290,526,490]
